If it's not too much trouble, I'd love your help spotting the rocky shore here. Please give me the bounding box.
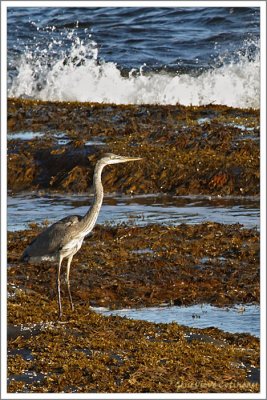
[8,99,259,196]
[7,99,260,393]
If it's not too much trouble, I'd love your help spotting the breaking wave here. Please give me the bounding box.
[8,29,260,109]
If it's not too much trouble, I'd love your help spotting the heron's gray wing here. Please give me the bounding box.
[22,215,82,259]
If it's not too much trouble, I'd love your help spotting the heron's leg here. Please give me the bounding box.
[66,255,74,311]
[57,255,63,319]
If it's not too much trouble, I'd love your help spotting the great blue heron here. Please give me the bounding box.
[22,153,142,318]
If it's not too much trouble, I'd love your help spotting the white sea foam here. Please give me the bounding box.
[8,34,260,109]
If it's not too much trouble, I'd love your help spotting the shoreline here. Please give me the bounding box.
[7,309,260,393]
[7,222,260,393]
[8,99,259,196]
[8,223,259,309]
[7,98,260,393]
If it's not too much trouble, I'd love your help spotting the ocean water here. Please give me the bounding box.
[7,6,260,108]
[7,193,260,232]
[96,304,260,337]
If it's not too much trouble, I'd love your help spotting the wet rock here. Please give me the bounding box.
[8,223,259,309]
[7,99,259,196]
[6,98,260,393]
[7,299,259,393]
[8,152,37,191]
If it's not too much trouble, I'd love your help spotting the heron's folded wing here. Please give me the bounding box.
[22,215,82,258]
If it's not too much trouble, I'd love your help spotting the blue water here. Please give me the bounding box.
[95,304,260,337]
[7,6,260,107]
[7,7,260,71]
[7,193,259,232]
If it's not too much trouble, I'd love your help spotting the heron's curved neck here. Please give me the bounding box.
[79,161,105,234]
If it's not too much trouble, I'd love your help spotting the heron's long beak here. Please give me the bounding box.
[124,156,143,162]
[107,154,143,165]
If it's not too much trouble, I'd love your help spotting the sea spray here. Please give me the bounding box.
[8,28,260,108]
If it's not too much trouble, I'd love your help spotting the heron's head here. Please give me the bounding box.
[100,153,142,166]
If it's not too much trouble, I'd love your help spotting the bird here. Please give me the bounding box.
[21,153,142,319]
